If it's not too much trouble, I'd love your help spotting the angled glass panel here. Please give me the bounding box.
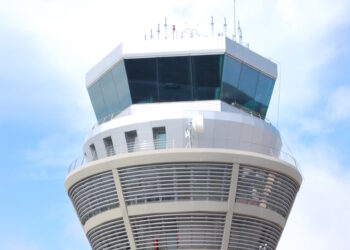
[192,55,222,100]
[221,55,242,104]
[158,56,192,101]
[87,81,108,122]
[236,64,259,111]
[99,71,120,115]
[125,58,158,103]
[255,73,275,106]
[255,73,275,118]
[111,60,132,111]
[238,64,259,98]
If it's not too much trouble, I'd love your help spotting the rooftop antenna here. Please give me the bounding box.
[164,17,168,39]
[238,21,242,44]
[224,17,227,37]
[157,24,160,40]
[211,16,214,37]
[172,25,176,39]
[150,29,153,40]
[233,0,237,41]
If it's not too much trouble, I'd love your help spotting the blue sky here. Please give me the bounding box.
[0,0,349,249]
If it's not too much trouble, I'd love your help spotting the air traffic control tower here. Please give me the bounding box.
[65,35,302,250]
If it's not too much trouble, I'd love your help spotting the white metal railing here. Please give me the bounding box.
[68,155,86,174]
[67,138,299,174]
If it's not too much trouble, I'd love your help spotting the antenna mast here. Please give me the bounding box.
[238,21,242,44]
[172,25,176,39]
[224,17,227,37]
[233,0,236,41]
[157,24,160,40]
[164,17,168,39]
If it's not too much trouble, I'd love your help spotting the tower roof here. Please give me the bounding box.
[86,37,277,87]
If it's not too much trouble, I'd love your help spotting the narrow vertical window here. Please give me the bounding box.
[153,127,166,149]
[103,136,115,156]
[125,130,138,152]
[89,144,98,160]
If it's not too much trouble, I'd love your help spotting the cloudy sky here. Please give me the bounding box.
[0,0,349,249]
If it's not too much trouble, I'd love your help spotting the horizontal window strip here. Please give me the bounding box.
[68,171,119,225]
[235,165,299,217]
[130,212,225,250]
[118,163,233,205]
[229,214,282,250]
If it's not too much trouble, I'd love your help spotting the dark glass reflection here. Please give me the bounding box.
[89,54,275,123]
[221,55,275,118]
[158,57,192,101]
[192,55,223,100]
[221,56,241,105]
[125,58,158,103]
[125,55,223,104]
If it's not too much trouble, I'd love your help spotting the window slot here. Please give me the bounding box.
[89,144,98,160]
[153,127,166,149]
[125,130,138,152]
[103,136,115,156]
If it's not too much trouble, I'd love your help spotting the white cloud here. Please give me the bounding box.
[325,85,350,122]
[18,133,85,180]
[279,141,350,250]
[60,205,90,250]
[0,237,39,250]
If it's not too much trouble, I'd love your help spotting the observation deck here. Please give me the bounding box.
[87,36,277,123]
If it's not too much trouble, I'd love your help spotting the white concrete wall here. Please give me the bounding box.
[83,101,281,162]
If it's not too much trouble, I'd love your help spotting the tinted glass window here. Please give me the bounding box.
[255,73,274,106]
[192,55,222,100]
[222,55,241,87]
[89,61,131,123]
[158,57,192,101]
[235,64,259,112]
[125,58,158,103]
[88,81,108,122]
[88,54,275,123]
[238,64,259,98]
[111,61,132,110]
[221,55,242,104]
[255,73,275,118]
[99,71,120,114]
